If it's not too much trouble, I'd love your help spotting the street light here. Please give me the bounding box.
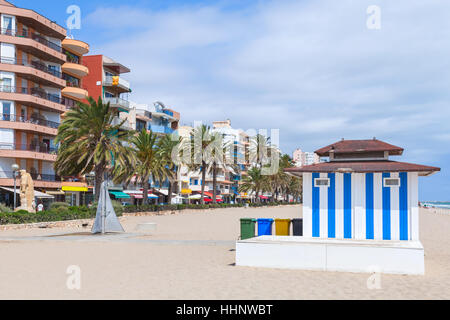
[11,164,19,211]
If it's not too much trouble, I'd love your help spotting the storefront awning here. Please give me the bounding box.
[0,187,54,199]
[109,191,131,199]
[46,191,66,195]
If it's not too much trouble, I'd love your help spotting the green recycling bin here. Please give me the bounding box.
[240,218,257,240]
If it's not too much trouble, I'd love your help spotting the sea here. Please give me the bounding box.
[421,201,450,209]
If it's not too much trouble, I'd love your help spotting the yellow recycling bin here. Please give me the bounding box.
[275,219,291,236]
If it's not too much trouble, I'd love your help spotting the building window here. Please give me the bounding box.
[384,177,400,187]
[314,178,330,187]
[136,120,146,132]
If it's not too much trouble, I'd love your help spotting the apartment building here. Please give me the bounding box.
[178,120,250,203]
[82,55,133,131]
[293,148,320,167]
[134,101,180,135]
[0,0,89,206]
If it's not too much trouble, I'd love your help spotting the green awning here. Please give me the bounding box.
[109,191,131,199]
[118,108,129,113]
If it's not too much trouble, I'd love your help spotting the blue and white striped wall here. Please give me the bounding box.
[302,172,419,241]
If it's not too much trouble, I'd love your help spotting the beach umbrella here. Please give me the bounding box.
[92,181,125,234]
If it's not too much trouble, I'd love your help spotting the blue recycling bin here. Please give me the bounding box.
[257,218,274,236]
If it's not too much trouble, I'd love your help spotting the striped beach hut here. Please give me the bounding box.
[286,139,440,242]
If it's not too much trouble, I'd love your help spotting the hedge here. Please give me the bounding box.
[123,201,301,213]
[0,200,124,226]
[0,202,300,225]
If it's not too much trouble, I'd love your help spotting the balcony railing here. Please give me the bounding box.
[0,56,63,78]
[163,109,174,117]
[0,28,62,53]
[63,50,80,64]
[148,124,174,134]
[0,142,58,154]
[0,113,60,129]
[104,76,130,90]
[104,97,130,109]
[0,85,64,105]
[0,171,61,182]
[62,96,78,109]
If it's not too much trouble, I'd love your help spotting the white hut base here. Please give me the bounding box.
[236,237,424,275]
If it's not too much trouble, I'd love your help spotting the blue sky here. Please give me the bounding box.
[10,0,450,200]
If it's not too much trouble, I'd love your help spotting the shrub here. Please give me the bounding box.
[0,203,12,213]
[50,202,70,210]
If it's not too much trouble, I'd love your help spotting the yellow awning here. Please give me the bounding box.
[62,186,89,192]
[181,189,193,195]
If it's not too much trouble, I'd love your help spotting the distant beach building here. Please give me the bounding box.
[293,149,320,167]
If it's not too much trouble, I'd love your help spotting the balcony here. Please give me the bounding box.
[103,76,131,93]
[104,97,130,110]
[0,113,59,136]
[0,56,66,88]
[62,62,89,78]
[0,28,65,63]
[62,39,90,56]
[62,85,88,100]
[0,171,62,189]
[0,142,58,162]
[0,85,65,113]
[0,142,57,154]
[148,124,174,135]
[0,113,59,129]
[0,171,61,182]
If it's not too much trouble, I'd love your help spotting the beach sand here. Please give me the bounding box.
[0,205,449,300]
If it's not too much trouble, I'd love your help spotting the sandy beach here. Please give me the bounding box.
[0,205,449,300]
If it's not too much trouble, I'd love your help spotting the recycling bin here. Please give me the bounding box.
[292,218,303,236]
[240,218,256,240]
[257,218,274,236]
[275,219,291,236]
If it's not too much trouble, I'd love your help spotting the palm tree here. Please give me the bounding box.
[239,167,269,202]
[129,129,166,205]
[158,133,182,205]
[55,97,135,200]
[187,125,217,205]
[248,134,279,168]
[205,131,235,204]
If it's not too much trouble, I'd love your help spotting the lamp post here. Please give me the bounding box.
[11,164,19,211]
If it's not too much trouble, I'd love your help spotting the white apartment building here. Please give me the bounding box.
[293,148,320,167]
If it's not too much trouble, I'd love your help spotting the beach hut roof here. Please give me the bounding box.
[285,160,440,177]
[315,138,404,157]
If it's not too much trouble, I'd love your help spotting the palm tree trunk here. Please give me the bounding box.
[212,162,217,204]
[142,176,149,205]
[94,166,104,202]
[200,161,206,205]
[168,180,173,205]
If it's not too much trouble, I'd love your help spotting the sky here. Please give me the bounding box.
[10,0,450,200]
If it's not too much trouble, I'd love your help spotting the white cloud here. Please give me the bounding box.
[82,0,450,199]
